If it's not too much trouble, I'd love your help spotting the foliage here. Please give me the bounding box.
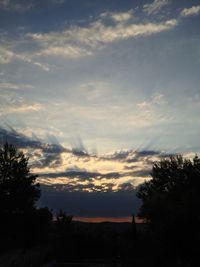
[137,154,200,236]
[0,143,40,216]
[0,143,43,248]
[56,209,73,233]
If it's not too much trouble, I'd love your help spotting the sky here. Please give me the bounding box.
[0,0,200,218]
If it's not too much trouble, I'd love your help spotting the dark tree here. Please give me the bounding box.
[0,143,40,217]
[56,209,73,230]
[137,154,200,259]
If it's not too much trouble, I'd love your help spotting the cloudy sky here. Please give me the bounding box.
[0,0,200,218]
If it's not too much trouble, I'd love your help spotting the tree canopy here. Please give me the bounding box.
[137,154,200,235]
[0,143,40,216]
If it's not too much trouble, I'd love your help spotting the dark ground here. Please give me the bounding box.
[0,221,198,267]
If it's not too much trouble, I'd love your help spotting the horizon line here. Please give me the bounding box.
[73,216,144,223]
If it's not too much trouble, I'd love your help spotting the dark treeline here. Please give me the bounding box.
[0,143,200,266]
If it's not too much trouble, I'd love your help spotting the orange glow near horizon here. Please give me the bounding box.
[73,216,144,223]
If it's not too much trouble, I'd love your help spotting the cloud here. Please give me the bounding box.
[14,52,50,71]
[32,152,63,169]
[0,127,67,169]
[143,0,170,15]
[1,3,198,71]
[0,0,34,12]
[35,45,92,58]
[0,127,176,194]
[137,93,166,109]
[69,136,89,157]
[39,186,141,216]
[0,89,46,117]
[0,103,44,115]
[27,16,178,61]
[0,127,42,148]
[126,150,161,163]
[38,168,121,181]
[102,150,130,161]
[100,9,134,22]
[30,18,177,48]
[117,183,135,192]
[0,82,34,90]
[0,127,67,153]
[32,61,50,71]
[0,46,14,64]
[0,45,50,71]
[0,7,180,69]
[51,0,65,4]
[180,6,200,17]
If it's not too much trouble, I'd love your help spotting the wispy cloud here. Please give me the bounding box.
[0,127,196,195]
[1,2,199,70]
[1,5,189,68]
[51,0,65,4]
[137,93,166,109]
[0,0,34,12]
[0,44,50,71]
[143,0,170,15]
[35,44,92,58]
[28,17,178,56]
[0,45,14,64]
[0,82,34,90]
[100,9,134,22]
[180,5,200,17]
[0,103,44,115]
[0,89,44,116]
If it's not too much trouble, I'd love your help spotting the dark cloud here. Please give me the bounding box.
[38,184,141,217]
[124,165,138,170]
[0,126,42,149]
[126,150,160,163]
[101,149,161,163]
[39,170,99,180]
[38,169,121,181]
[128,169,152,178]
[32,152,63,168]
[46,133,62,146]
[117,183,135,192]
[103,150,130,161]
[0,127,158,194]
[0,126,66,153]
[72,148,89,157]
[41,181,116,193]
[69,136,89,157]
[0,127,67,168]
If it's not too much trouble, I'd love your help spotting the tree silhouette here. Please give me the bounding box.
[0,143,42,250]
[0,143,40,217]
[137,154,200,257]
[56,209,73,232]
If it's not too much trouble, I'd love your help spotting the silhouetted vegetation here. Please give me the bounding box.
[0,143,40,214]
[137,154,200,265]
[1,143,200,266]
[0,143,52,249]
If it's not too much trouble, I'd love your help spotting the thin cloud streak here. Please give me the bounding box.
[143,0,170,15]
[28,18,178,50]
[2,3,198,70]
[100,9,134,22]
[0,82,34,90]
[0,0,34,12]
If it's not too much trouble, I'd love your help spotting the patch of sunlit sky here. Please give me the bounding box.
[0,0,200,154]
